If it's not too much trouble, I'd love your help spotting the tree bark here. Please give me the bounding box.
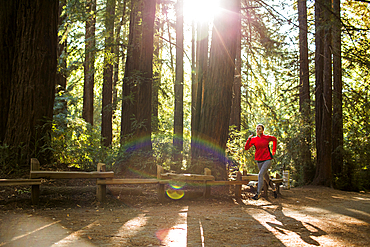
[191,20,209,159]
[0,1,15,144]
[0,0,58,165]
[198,0,239,167]
[229,4,242,131]
[56,0,68,120]
[298,0,313,184]
[102,0,116,147]
[314,0,332,186]
[152,3,163,133]
[135,0,156,151]
[174,0,184,161]
[113,0,127,114]
[121,0,141,143]
[83,0,96,126]
[190,20,196,141]
[332,0,343,181]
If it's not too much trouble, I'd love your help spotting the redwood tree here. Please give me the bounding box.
[298,0,313,183]
[83,0,96,126]
[332,0,343,182]
[191,19,209,159]
[174,0,184,161]
[198,0,240,178]
[135,0,156,150]
[121,0,141,142]
[314,0,332,186]
[229,3,242,131]
[102,0,115,147]
[0,0,58,166]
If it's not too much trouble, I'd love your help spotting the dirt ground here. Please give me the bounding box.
[1,179,369,247]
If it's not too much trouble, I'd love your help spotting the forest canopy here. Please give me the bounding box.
[0,0,369,191]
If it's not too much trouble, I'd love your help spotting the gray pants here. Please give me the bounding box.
[256,160,275,195]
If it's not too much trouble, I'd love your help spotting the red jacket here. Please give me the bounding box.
[245,134,277,161]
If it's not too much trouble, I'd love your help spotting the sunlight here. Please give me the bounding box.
[183,0,221,24]
[199,219,205,247]
[50,220,99,246]
[156,206,188,246]
[0,220,61,247]
[114,214,148,244]
[8,220,61,243]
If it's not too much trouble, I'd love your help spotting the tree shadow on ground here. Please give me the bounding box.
[264,204,326,246]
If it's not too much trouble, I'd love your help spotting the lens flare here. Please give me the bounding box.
[166,189,185,200]
[169,181,186,190]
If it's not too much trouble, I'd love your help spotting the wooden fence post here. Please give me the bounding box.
[96,163,106,202]
[235,171,242,199]
[30,158,40,205]
[157,165,165,202]
[204,168,212,198]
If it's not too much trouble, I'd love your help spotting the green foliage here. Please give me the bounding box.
[226,128,257,174]
[0,144,25,177]
[47,0,370,192]
[52,90,116,171]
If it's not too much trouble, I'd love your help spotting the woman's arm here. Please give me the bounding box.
[245,135,254,150]
[270,136,277,155]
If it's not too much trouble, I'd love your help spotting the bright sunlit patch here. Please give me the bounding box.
[156,206,188,246]
[113,214,148,245]
[183,0,221,24]
[7,220,61,244]
[51,220,99,246]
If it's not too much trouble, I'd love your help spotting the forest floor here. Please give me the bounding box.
[1,177,369,247]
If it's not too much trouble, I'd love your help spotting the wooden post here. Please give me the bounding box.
[96,163,106,202]
[276,173,281,195]
[235,171,242,199]
[30,158,40,205]
[157,165,165,202]
[204,168,211,198]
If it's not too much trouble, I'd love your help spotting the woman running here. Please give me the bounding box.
[245,124,277,200]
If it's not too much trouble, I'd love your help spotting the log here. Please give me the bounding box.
[0,179,41,186]
[97,178,160,185]
[30,171,114,179]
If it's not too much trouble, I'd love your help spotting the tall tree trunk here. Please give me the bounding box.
[314,0,332,186]
[152,2,163,133]
[83,0,96,126]
[191,20,209,160]
[198,0,239,178]
[121,0,140,143]
[190,19,196,142]
[229,3,242,131]
[102,0,116,147]
[135,0,156,150]
[298,0,313,184]
[174,0,184,163]
[56,0,68,115]
[314,0,324,184]
[113,0,127,114]
[0,1,14,144]
[0,0,58,166]
[332,0,343,182]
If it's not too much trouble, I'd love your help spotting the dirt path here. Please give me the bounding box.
[1,185,369,246]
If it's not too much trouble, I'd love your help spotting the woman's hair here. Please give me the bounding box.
[256,124,265,130]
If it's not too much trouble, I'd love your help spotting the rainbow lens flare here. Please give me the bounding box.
[166,188,185,200]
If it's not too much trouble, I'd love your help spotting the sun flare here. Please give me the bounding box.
[183,0,221,23]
